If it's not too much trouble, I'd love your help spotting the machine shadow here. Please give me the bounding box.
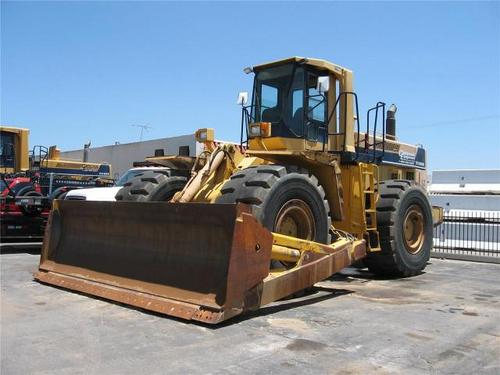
[333,266,428,281]
[213,287,354,328]
[35,278,355,329]
[34,264,428,329]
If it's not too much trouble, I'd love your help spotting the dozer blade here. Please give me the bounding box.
[35,200,273,324]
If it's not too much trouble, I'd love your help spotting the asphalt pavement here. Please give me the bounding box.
[1,250,499,375]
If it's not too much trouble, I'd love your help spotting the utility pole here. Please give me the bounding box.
[131,124,152,141]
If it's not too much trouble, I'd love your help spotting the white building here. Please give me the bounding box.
[60,134,201,179]
[429,169,500,212]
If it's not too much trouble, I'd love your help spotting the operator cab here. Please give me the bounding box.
[249,61,329,144]
[240,57,395,166]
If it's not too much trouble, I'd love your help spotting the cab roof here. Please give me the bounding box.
[0,126,30,134]
[251,56,351,76]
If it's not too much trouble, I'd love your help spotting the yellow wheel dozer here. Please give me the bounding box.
[35,57,438,324]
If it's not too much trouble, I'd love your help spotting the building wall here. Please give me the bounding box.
[60,134,201,179]
[429,169,500,194]
[431,169,500,184]
[430,194,500,212]
[429,169,500,212]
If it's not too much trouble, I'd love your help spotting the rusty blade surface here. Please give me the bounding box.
[35,201,272,324]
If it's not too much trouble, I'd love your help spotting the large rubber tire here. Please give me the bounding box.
[216,165,331,244]
[49,186,71,201]
[365,180,433,277]
[115,171,188,202]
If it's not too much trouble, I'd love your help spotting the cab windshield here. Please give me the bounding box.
[251,63,304,138]
[250,63,328,142]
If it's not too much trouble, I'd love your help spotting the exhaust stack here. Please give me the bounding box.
[83,141,91,162]
[386,104,397,140]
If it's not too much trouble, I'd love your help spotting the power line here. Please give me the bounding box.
[406,115,499,129]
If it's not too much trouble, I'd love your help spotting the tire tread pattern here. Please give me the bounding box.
[216,165,331,243]
[365,179,432,277]
[115,170,187,201]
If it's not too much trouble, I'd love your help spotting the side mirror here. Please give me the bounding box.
[237,91,248,106]
[316,76,330,93]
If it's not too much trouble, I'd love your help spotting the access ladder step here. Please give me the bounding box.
[368,230,381,251]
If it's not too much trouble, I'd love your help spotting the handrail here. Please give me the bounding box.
[366,102,386,162]
[322,91,361,156]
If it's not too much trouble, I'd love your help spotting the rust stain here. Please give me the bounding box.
[35,202,272,324]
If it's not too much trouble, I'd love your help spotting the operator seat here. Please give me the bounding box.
[261,107,280,123]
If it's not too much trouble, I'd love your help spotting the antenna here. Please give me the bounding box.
[131,124,152,141]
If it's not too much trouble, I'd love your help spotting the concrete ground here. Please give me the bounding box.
[1,250,499,375]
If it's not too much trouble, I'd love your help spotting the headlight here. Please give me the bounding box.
[248,122,271,138]
[249,124,261,137]
[195,128,214,143]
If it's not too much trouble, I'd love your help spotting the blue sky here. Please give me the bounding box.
[1,1,499,171]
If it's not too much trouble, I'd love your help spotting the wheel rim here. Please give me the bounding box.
[274,199,315,240]
[403,204,425,254]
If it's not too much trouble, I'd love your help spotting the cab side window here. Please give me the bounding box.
[305,73,328,143]
[260,85,280,123]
